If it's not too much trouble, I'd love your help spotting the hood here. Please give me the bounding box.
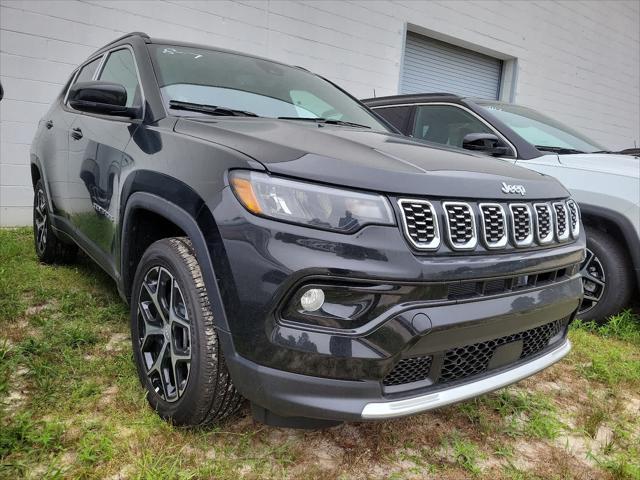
[175,117,570,200]
[558,153,639,178]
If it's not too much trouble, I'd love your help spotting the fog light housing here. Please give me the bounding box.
[300,288,325,312]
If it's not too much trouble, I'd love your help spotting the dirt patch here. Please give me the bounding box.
[105,333,129,352]
[97,385,119,409]
[25,300,57,316]
[510,438,607,479]
[2,366,30,413]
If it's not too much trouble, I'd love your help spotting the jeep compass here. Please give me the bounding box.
[30,33,585,427]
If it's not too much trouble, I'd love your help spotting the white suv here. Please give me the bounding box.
[364,94,639,322]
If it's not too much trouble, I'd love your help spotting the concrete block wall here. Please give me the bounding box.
[1,0,638,225]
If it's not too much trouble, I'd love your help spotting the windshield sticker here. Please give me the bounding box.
[162,47,202,59]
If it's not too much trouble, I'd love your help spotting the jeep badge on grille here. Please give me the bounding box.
[501,182,526,195]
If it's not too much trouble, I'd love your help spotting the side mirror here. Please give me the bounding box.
[462,133,510,157]
[68,81,139,118]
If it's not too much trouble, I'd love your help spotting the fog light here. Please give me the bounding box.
[300,288,325,312]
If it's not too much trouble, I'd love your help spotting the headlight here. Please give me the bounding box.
[229,170,395,233]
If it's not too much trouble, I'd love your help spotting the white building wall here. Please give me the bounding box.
[1,0,638,226]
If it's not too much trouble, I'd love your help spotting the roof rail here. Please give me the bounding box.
[92,32,150,55]
[361,92,462,103]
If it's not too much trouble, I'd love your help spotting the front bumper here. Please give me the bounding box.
[212,188,584,421]
[223,333,572,422]
[361,339,571,419]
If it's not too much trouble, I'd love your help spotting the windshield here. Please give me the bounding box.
[477,101,606,153]
[148,44,389,131]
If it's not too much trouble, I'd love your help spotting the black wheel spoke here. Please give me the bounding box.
[582,271,604,287]
[34,189,48,253]
[578,248,606,315]
[139,303,164,348]
[148,340,168,376]
[138,266,192,402]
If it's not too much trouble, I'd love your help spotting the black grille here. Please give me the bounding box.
[554,202,568,239]
[446,266,572,300]
[480,204,506,246]
[399,201,438,248]
[383,355,433,386]
[535,204,552,242]
[566,200,579,235]
[439,319,565,383]
[510,205,532,244]
[444,203,475,247]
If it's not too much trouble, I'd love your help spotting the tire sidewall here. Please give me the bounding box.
[130,240,213,424]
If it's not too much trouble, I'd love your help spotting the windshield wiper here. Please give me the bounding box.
[277,117,371,129]
[534,145,585,154]
[169,100,259,117]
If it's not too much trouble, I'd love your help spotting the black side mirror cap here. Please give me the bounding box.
[68,81,139,118]
[462,133,510,157]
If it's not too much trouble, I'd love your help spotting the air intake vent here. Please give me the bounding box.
[509,204,533,246]
[534,203,554,244]
[443,202,477,250]
[566,200,580,238]
[439,318,566,384]
[398,200,440,250]
[479,203,507,249]
[383,355,433,386]
[553,202,570,241]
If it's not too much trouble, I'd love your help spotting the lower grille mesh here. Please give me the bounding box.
[383,318,566,388]
[440,319,564,383]
[383,355,433,386]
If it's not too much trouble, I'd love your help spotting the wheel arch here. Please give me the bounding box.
[579,203,640,289]
[119,172,233,334]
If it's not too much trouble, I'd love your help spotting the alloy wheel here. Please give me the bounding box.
[578,247,606,315]
[137,266,192,402]
[34,188,48,254]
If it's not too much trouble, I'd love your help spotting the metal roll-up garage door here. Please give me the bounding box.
[401,32,503,99]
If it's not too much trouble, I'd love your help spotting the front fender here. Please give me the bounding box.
[120,191,233,335]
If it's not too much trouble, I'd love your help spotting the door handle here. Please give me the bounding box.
[71,127,83,140]
[45,120,53,130]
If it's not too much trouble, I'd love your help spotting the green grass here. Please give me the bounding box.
[570,317,640,387]
[1,227,639,479]
[448,435,485,475]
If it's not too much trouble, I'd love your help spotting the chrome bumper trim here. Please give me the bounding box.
[361,339,571,419]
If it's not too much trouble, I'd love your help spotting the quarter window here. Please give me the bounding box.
[74,56,102,84]
[413,105,493,148]
[98,49,141,108]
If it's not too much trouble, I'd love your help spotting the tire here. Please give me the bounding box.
[130,237,243,426]
[578,226,635,323]
[33,179,77,264]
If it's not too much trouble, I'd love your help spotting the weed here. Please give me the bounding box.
[448,435,485,475]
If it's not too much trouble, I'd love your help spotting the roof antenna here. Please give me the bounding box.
[373,88,376,98]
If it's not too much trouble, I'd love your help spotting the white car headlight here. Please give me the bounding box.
[230,170,395,233]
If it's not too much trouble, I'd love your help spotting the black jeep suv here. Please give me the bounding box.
[30,33,585,427]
